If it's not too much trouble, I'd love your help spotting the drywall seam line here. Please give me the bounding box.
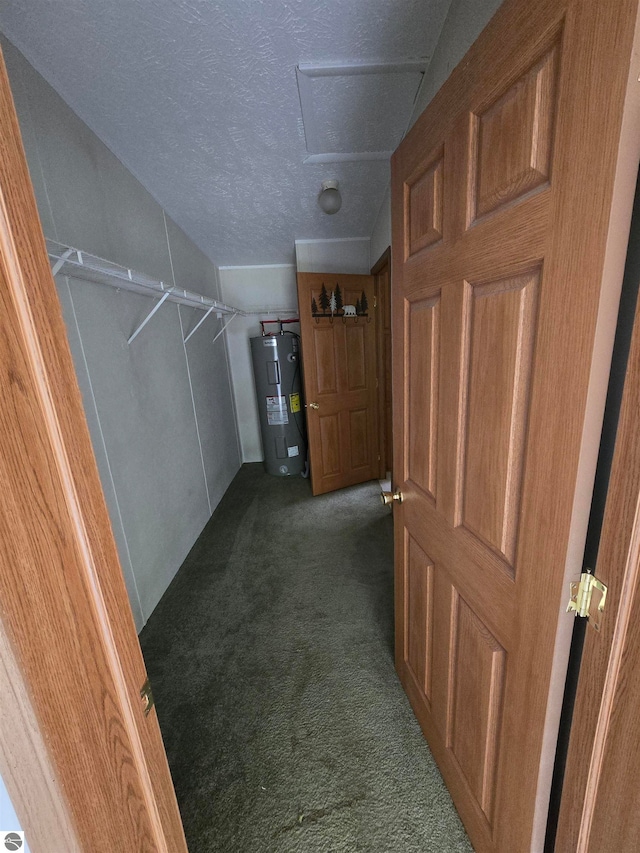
[162,210,177,287]
[177,304,212,515]
[217,268,243,464]
[221,314,243,464]
[18,55,58,241]
[164,210,212,513]
[63,276,144,625]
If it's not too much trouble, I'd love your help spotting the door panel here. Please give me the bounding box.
[408,295,439,498]
[449,595,505,824]
[405,534,434,701]
[461,272,538,564]
[391,0,640,850]
[406,151,444,254]
[313,325,338,394]
[346,323,366,390]
[472,44,559,221]
[297,272,378,495]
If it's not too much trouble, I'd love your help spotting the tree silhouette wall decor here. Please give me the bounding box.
[319,283,330,314]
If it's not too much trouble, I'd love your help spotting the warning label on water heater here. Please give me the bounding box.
[289,392,301,413]
[266,395,289,425]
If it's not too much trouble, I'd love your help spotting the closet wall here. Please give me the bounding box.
[3,36,241,631]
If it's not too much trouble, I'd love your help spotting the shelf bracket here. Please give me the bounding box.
[51,247,76,277]
[183,305,217,343]
[211,313,239,346]
[128,289,173,345]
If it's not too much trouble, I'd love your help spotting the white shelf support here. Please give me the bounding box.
[211,312,238,346]
[128,289,173,345]
[51,247,76,277]
[183,305,216,344]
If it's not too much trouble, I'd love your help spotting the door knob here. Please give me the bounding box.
[381,489,403,505]
[307,402,320,410]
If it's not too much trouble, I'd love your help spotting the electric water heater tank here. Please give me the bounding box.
[250,334,307,476]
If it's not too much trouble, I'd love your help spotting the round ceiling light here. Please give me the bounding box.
[318,180,342,215]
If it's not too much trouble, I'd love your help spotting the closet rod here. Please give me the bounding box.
[47,239,245,343]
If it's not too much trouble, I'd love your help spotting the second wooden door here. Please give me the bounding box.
[297,272,378,496]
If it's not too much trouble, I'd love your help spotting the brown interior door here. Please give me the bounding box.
[391,0,640,851]
[555,245,640,849]
[297,272,379,496]
[0,47,188,852]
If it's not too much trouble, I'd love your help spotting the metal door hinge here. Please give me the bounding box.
[373,296,377,308]
[140,678,155,716]
[567,572,608,632]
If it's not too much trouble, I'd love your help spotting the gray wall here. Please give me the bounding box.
[3,36,241,630]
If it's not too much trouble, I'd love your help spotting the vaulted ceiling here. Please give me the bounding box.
[0,0,452,266]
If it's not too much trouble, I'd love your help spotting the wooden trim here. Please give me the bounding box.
[0,618,81,852]
[371,246,391,277]
[553,5,640,847]
[0,46,187,852]
[555,273,640,852]
[371,247,392,480]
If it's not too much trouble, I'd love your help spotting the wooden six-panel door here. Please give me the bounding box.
[391,0,640,850]
[0,47,188,852]
[297,272,378,496]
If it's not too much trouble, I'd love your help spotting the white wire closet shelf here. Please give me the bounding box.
[46,239,245,344]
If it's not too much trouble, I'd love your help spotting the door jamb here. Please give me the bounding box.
[371,247,392,481]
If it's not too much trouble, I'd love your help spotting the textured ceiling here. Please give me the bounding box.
[0,0,452,266]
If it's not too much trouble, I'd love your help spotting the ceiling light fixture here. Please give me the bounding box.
[318,180,342,214]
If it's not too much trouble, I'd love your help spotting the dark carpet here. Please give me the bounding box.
[140,463,472,852]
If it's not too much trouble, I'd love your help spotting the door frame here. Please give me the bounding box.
[552,7,640,844]
[371,247,392,480]
[554,201,640,846]
[0,46,187,852]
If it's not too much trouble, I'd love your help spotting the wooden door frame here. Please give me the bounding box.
[554,209,640,847]
[0,47,186,852]
[553,9,640,845]
[372,247,392,480]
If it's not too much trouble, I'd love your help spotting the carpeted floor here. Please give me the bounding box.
[140,463,473,852]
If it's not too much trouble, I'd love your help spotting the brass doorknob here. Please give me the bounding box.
[381,489,403,505]
[307,402,320,410]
